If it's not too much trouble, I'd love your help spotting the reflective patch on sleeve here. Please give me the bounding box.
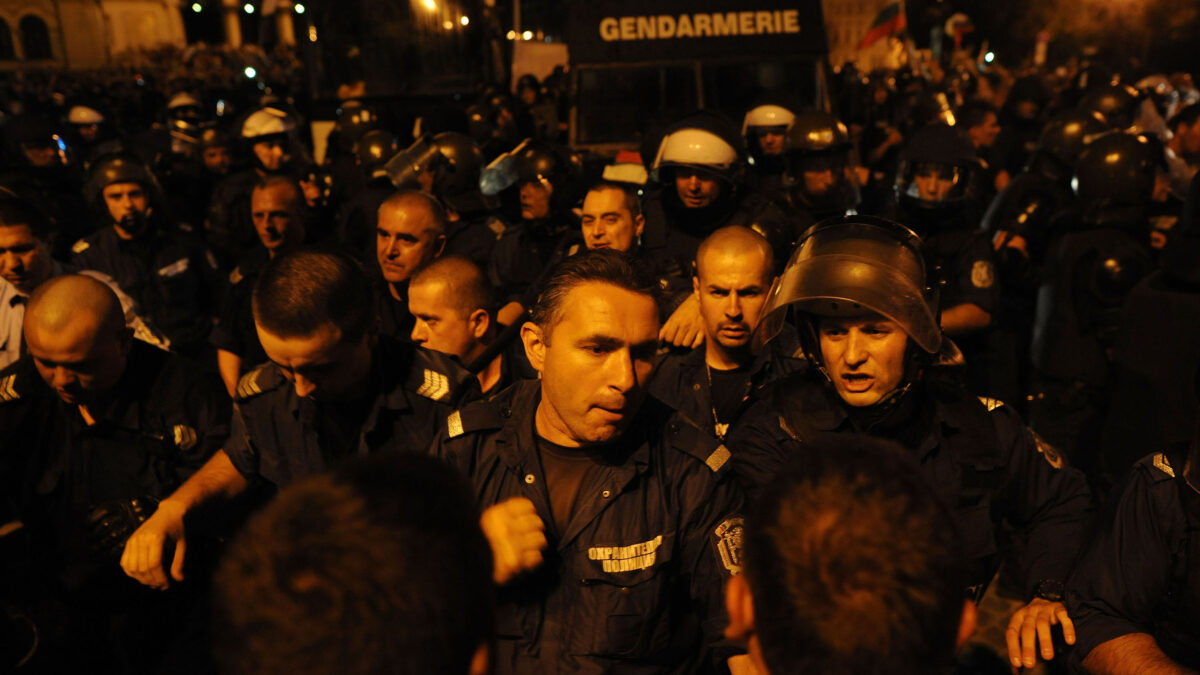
[157,257,190,278]
[705,445,731,473]
[1153,452,1175,478]
[71,239,90,254]
[1031,430,1064,470]
[0,373,19,402]
[416,369,450,401]
[712,517,744,576]
[235,369,262,400]
[447,410,464,438]
[971,260,995,289]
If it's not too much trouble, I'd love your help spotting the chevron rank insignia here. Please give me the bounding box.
[977,396,1005,412]
[71,239,90,254]
[235,369,264,400]
[173,425,199,451]
[1153,452,1175,478]
[0,374,18,403]
[416,369,451,402]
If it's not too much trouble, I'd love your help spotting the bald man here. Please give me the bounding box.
[376,190,447,341]
[408,256,536,395]
[0,275,230,672]
[649,226,800,442]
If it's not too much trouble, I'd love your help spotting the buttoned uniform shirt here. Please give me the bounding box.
[433,380,746,674]
[0,261,169,370]
[1067,451,1200,670]
[728,375,1092,599]
[224,336,471,490]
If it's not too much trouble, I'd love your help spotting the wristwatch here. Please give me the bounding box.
[1033,579,1065,602]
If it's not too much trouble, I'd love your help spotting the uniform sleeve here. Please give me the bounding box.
[177,370,232,474]
[727,399,794,498]
[222,403,261,480]
[1066,463,1179,666]
[993,407,1092,595]
[949,234,1000,314]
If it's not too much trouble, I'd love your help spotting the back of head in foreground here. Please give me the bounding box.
[213,453,494,675]
[733,434,971,674]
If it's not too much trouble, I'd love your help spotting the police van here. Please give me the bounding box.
[566,0,831,156]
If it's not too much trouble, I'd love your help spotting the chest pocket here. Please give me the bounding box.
[568,531,678,658]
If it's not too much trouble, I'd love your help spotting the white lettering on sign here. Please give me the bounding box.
[599,9,802,41]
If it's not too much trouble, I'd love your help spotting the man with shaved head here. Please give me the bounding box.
[376,190,447,341]
[650,226,797,442]
[408,255,535,395]
[0,274,230,672]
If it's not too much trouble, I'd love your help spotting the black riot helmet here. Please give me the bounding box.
[783,111,860,217]
[354,128,399,180]
[479,138,574,197]
[1073,131,1159,228]
[1079,84,1141,130]
[85,152,162,207]
[333,100,381,154]
[895,123,984,214]
[1029,108,1110,181]
[386,132,493,213]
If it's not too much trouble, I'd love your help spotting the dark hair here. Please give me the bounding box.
[410,255,497,317]
[745,434,967,674]
[585,180,643,219]
[1168,102,1200,133]
[252,247,376,342]
[958,100,998,131]
[530,249,660,333]
[214,454,494,675]
[0,195,54,242]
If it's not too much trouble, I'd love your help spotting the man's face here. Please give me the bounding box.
[519,178,553,221]
[102,182,149,224]
[802,169,836,197]
[756,130,786,156]
[253,139,286,172]
[0,224,52,294]
[203,146,232,175]
[1177,120,1200,162]
[694,249,772,357]
[525,282,659,446]
[913,166,957,203]
[23,145,57,168]
[251,185,305,253]
[817,315,909,407]
[25,317,130,405]
[968,112,1001,149]
[581,188,643,252]
[257,322,374,401]
[675,168,722,209]
[77,124,101,143]
[409,280,484,363]
[376,206,443,285]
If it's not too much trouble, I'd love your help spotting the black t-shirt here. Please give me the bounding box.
[709,364,750,434]
[537,436,604,536]
[316,393,373,464]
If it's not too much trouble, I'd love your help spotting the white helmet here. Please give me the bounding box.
[242,107,295,140]
[741,104,796,136]
[652,128,739,183]
[167,92,202,110]
[68,105,105,125]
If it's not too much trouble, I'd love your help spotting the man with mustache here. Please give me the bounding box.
[433,250,751,674]
[650,226,798,442]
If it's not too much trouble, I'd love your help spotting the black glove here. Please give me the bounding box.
[85,496,157,561]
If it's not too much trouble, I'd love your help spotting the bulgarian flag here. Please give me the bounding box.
[858,3,907,50]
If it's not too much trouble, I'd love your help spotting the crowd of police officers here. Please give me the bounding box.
[1,48,1200,674]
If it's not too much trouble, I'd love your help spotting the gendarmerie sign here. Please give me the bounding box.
[568,0,827,64]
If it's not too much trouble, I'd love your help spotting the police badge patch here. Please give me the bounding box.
[712,517,744,576]
[971,260,995,289]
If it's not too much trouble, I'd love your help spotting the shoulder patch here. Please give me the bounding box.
[235,366,283,401]
[977,396,1006,412]
[0,373,19,403]
[712,517,745,577]
[1152,452,1175,478]
[228,266,243,286]
[971,260,995,289]
[71,239,90,255]
[416,368,451,402]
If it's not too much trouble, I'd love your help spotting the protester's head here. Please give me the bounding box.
[23,275,132,405]
[524,250,660,446]
[725,434,973,674]
[581,181,644,252]
[253,248,377,401]
[693,227,775,367]
[376,190,447,286]
[960,100,1001,150]
[0,197,55,294]
[214,454,494,675]
[408,255,496,365]
[251,176,308,256]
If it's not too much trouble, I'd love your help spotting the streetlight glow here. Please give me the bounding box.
[505,30,516,40]
[460,15,469,26]
[522,30,532,40]
[244,66,257,78]
[294,2,305,13]
[243,2,254,13]
[443,19,453,30]
[422,0,436,11]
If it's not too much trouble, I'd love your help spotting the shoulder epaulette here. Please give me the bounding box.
[0,373,19,403]
[668,415,732,474]
[1151,452,1176,479]
[71,239,90,255]
[235,365,284,401]
[445,404,506,439]
[977,396,1006,412]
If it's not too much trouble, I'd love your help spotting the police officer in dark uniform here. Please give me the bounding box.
[728,216,1092,671]
[120,248,470,591]
[1066,429,1200,671]
[433,251,749,674]
[1030,131,1159,474]
[0,275,229,673]
[71,153,222,361]
[332,128,400,261]
[384,131,502,270]
[741,102,795,203]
